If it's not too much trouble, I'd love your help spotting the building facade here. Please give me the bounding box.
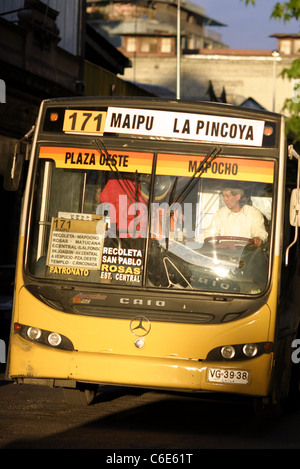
[87,0,298,112]
[121,48,295,112]
[86,0,227,56]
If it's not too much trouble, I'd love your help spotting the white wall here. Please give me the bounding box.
[123,53,294,113]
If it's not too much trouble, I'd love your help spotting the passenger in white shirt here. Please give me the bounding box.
[204,187,268,248]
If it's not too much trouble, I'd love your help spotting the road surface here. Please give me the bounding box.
[1,368,300,451]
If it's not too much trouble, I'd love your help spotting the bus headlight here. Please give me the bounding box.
[27,327,42,341]
[15,323,74,351]
[206,341,273,361]
[221,345,235,359]
[47,332,62,347]
[243,343,258,358]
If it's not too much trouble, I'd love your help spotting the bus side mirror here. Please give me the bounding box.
[3,142,25,191]
[3,126,34,192]
[290,188,300,227]
[285,189,300,265]
[285,146,300,265]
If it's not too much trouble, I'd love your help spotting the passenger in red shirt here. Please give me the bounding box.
[97,174,178,239]
[97,176,148,238]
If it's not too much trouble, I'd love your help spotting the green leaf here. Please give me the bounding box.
[281,58,300,79]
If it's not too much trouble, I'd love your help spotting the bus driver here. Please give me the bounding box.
[204,186,268,247]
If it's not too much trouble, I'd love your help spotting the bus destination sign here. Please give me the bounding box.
[62,107,265,147]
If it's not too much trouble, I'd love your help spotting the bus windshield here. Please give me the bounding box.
[27,143,274,295]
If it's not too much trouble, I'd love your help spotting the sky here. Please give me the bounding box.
[197,0,300,50]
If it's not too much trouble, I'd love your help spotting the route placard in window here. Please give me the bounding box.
[47,215,106,270]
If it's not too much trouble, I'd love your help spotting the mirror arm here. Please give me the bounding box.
[285,145,300,266]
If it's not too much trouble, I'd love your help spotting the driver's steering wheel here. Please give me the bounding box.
[204,235,254,246]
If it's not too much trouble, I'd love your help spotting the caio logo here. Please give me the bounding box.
[0,80,6,103]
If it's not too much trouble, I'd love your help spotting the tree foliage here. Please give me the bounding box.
[270,0,300,21]
[244,0,300,20]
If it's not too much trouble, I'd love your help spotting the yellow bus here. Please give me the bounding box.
[5,97,300,413]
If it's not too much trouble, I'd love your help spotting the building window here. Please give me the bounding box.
[140,37,158,53]
[126,37,136,52]
[293,39,300,55]
[279,39,292,55]
[161,37,172,53]
[187,36,195,49]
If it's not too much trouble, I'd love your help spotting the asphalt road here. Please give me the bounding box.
[1,367,300,451]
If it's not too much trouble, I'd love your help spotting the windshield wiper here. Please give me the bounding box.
[173,146,222,205]
[92,138,137,205]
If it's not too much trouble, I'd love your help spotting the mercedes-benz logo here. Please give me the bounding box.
[130,316,151,337]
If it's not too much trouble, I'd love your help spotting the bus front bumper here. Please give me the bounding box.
[8,334,273,397]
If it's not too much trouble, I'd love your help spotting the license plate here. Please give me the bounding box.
[207,367,249,384]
